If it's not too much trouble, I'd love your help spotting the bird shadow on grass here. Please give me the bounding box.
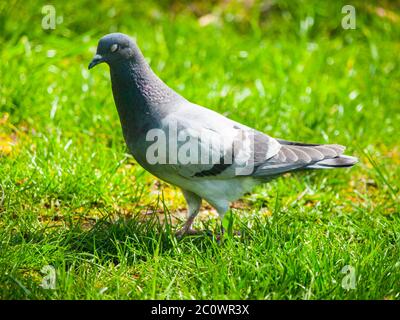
[55,185,264,266]
[57,209,239,266]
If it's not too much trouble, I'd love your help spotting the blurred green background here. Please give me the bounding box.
[0,0,399,299]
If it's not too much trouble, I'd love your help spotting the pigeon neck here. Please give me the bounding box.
[110,57,180,109]
[109,56,182,145]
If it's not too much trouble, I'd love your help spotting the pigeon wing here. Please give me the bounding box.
[157,104,282,179]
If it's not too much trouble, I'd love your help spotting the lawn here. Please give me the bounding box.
[0,0,399,299]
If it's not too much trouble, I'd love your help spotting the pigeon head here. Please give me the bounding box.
[88,33,139,69]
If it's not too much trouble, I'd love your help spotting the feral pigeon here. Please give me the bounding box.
[88,33,357,236]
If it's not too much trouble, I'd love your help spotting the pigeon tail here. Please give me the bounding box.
[277,140,358,170]
[306,154,358,169]
[253,140,358,177]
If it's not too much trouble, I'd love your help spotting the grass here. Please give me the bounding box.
[0,0,399,299]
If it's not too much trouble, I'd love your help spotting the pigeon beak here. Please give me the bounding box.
[88,54,104,69]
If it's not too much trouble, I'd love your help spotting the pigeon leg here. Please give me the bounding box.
[212,203,241,241]
[212,201,230,242]
[175,190,202,237]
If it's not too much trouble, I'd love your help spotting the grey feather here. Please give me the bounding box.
[254,141,357,177]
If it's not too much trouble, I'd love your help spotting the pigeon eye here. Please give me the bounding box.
[110,44,119,53]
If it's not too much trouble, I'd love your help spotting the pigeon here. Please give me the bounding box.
[88,33,357,236]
